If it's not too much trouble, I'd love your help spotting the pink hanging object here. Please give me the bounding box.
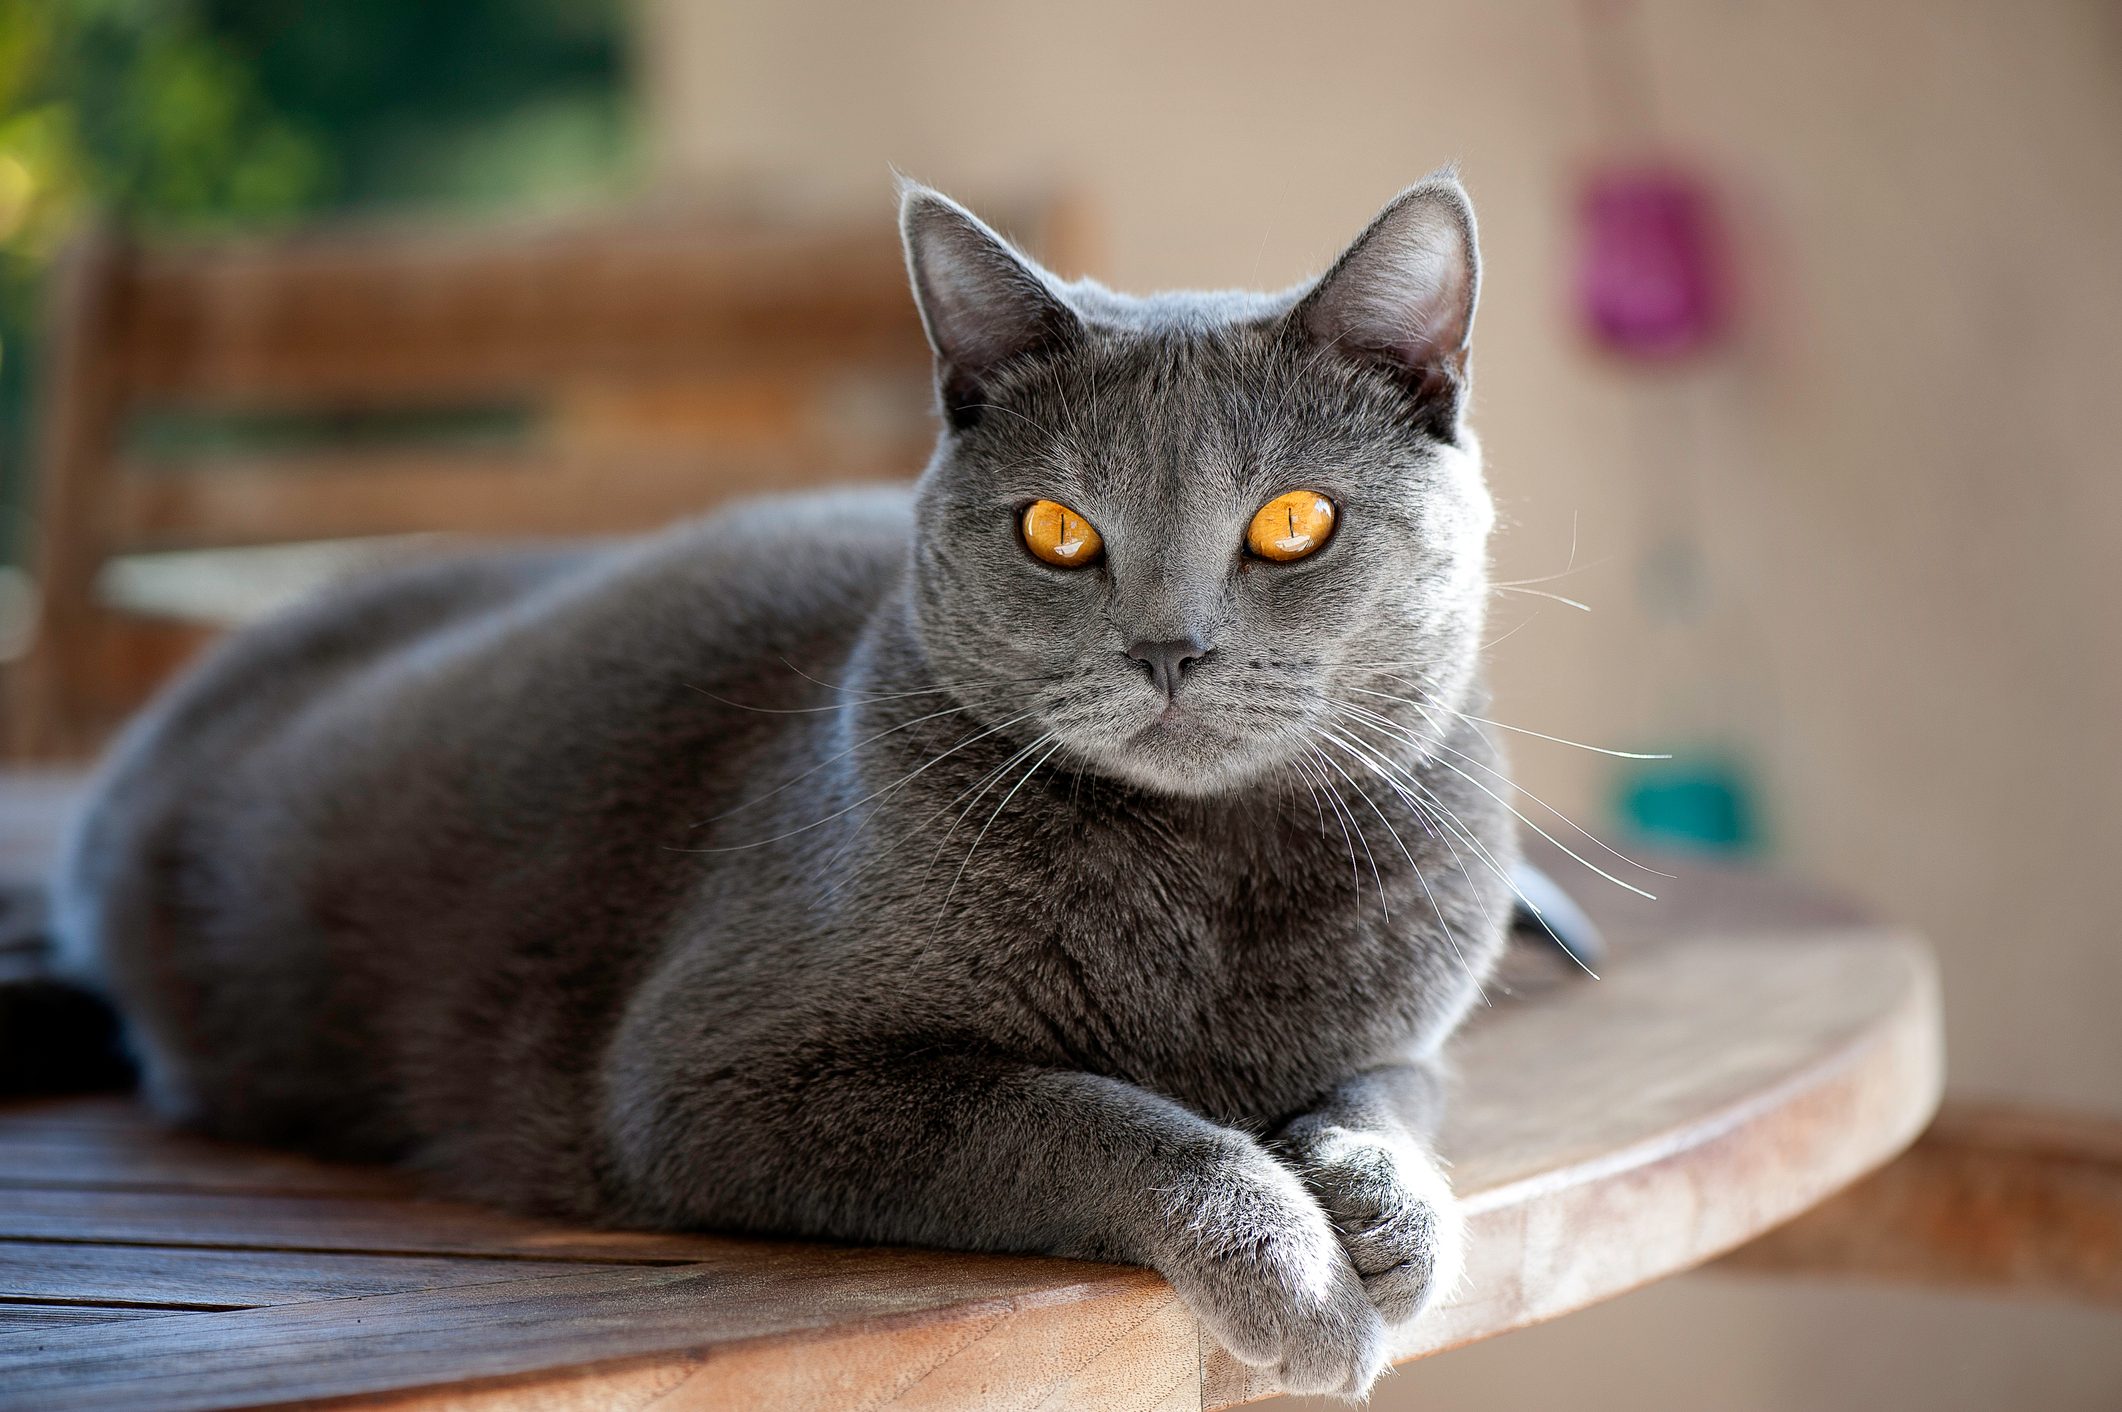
[1574,165,1728,359]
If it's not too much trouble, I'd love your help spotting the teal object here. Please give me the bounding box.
[1616,754,1761,854]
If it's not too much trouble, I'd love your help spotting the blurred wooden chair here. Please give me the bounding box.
[1720,1100,2122,1305]
[4,194,1094,759]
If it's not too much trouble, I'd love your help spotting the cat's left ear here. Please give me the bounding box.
[1297,174,1480,438]
[900,182,1081,429]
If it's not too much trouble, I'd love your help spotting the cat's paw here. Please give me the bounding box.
[1151,1137,1388,1397]
[1286,1127,1465,1326]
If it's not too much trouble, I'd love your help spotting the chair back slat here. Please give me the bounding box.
[6,196,1088,757]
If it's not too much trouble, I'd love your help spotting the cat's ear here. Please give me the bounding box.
[900,182,1080,428]
[1297,174,1480,438]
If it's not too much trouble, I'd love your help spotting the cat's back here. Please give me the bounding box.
[54,485,914,1159]
[68,483,914,851]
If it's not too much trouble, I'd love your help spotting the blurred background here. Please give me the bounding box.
[1,1,2117,1405]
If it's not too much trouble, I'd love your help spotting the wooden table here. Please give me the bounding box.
[0,780,1940,1412]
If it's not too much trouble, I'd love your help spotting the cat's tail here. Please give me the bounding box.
[0,881,136,1097]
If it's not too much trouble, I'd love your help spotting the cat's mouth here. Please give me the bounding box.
[1126,699,1223,747]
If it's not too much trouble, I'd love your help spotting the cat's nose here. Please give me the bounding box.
[1126,637,1210,700]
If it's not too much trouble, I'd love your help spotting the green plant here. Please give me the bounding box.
[0,0,633,564]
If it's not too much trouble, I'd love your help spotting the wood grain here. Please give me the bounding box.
[0,1257,1164,1412]
[0,1187,822,1262]
[0,1243,591,1308]
[0,1125,416,1195]
[0,1303,191,1331]
[1720,1100,2122,1303]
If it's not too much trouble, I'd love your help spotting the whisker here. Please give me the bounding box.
[1323,709,1597,978]
[1492,522,1605,590]
[669,712,1035,853]
[1304,745,1366,897]
[1356,680,1673,761]
[817,727,1051,904]
[687,684,952,715]
[1316,724,1508,952]
[1495,585,1591,612]
[1288,755,1331,839]
[960,401,1065,441]
[692,697,1000,826]
[1310,744,1391,923]
[687,672,1047,715]
[1331,701,1657,901]
[933,736,1063,937]
[1349,690,1674,880]
[774,656,1051,698]
[1312,729,1491,1002]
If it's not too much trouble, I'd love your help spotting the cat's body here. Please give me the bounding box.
[52,178,1515,1396]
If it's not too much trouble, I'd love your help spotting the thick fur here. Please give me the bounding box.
[53,176,1515,1398]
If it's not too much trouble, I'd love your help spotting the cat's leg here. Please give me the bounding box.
[1271,1062,1466,1327]
[606,1058,1387,1396]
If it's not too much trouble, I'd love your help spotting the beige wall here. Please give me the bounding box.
[638,2,2122,1404]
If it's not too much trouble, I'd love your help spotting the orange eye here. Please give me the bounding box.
[1021,499,1103,568]
[1247,490,1336,562]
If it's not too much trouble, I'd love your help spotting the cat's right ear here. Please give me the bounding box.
[899,182,1080,429]
[1296,174,1481,441]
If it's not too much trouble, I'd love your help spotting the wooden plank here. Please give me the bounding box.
[106,445,913,552]
[4,233,130,759]
[109,216,943,408]
[0,1303,192,1331]
[1720,1101,2122,1303]
[0,1243,594,1309]
[0,1255,1178,1412]
[0,1187,807,1263]
[0,1127,415,1196]
[329,1275,1197,1412]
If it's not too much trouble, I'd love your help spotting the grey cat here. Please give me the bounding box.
[51,174,1515,1398]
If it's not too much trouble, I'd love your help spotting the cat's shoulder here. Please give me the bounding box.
[627,484,910,593]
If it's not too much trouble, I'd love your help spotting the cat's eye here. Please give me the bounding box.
[1247,490,1337,562]
[1021,499,1103,568]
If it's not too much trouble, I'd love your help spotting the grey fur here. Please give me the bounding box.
[53,175,1514,1399]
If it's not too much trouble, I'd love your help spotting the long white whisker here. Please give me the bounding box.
[1313,730,1491,1002]
[814,728,1046,905]
[933,737,1063,935]
[694,698,996,826]
[1352,690,1673,881]
[1289,756,1330,839]
[915,732,1059,894]
[688,684,960,715]
[671,712,1034,852]
[1316,724,1509,951]
[1307,743,1391,923]
[1305,745,1366,896]
[1336,700,1656,900]
[1325,710,1598,978]
[1454,709,1667,759]
[1495,585,1592,612]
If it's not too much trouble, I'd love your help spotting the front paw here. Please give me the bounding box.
[1284,1127,1466,1325]
[1149,1137,1387,1397]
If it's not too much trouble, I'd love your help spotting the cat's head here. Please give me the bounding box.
[900,176,1494,797]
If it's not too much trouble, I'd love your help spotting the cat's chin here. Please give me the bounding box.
[1071,716,1281,799]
